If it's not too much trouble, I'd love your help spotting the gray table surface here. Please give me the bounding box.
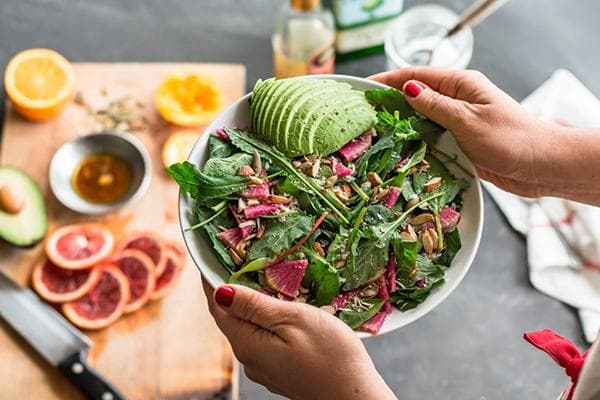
[1,1,597,399]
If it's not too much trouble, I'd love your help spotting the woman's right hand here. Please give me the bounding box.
[370,68,566,199]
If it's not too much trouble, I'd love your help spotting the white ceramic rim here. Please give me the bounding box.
[179,74,484,337]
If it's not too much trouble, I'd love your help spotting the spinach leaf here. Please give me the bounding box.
[355,130,395,178]
[226,128,349,223]
[390,275,445,311]
[398,140,427,174]
[342,238,389,290]
[247,214,314,259]
[326,227,349,265]
[202,153,253,177]
[303,249,340,306]
[339,299,384,329]
[437,229,461,267]
[392,236,419,281]
[208,135,234,158]
[166,161,249,200]
[413,154,468,214]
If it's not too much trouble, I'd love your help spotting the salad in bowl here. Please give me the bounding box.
[169,75,483,336]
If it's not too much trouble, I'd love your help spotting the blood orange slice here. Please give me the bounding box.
[46,224,114,270]
[62,265,129,330]
[150,248,185,300]
[119,232,167,275]
[111,249,155,313]
[31,258,101,303]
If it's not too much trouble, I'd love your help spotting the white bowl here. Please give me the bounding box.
[179,74,484,337]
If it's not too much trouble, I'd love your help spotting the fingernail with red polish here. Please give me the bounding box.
[404,81,423,98]
[215,286,235,307]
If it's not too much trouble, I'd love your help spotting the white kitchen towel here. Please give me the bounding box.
[482,69,600,343]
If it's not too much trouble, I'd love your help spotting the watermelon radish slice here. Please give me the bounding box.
[119,232,168,276]
[31,258,101,303]
[357,311,387,334]
[241,182,270,199]
[45,224,114,270]
[382,186,401,209]
[385,254,397,293]
[151,248,185,300]
[332,159,354,177]
[217,228,243,249]
[264,259,308,298]
[243,203,282,218]
[330,288,361,311]
[338,130,373,162]
[440,207,461,232]
[62,264,130,330]
[377,276,392,314]
[112,249,156,313]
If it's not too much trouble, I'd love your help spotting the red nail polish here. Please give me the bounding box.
[404,81,422,98]
[215,286,235,307]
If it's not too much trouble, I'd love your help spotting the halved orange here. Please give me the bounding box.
[155,74,222,127]
[161,130,200,168]
[4,48,75,121]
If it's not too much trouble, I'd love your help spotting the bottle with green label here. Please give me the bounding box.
[326,0,404,59]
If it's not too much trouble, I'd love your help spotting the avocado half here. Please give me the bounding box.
[0,167,48,247]
[250,78,377,157]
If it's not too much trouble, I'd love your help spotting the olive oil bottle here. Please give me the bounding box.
[273,0,336,78]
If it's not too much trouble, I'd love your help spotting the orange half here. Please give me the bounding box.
[4,48,75,121]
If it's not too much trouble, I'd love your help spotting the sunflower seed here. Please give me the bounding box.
[325,175,338,188]
[405,195,419,210]
[367,171,383,186]
[248,176,264,185]
[421,231,435,254]
[411,213,434,226]
[228,248,244,265]
[424,177,442,192]
[238,165,255,176]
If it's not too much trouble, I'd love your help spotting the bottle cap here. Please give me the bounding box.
[291,0,319,11]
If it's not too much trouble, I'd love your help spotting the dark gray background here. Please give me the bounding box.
[1,1,597,399]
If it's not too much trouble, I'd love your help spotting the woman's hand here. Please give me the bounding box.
[203,280,396,400]
[370,67,600,205]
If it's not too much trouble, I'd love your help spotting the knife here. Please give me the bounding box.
[0,272,125,400]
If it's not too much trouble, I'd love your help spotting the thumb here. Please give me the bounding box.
[214,284,304,332]
[402,80,467,130]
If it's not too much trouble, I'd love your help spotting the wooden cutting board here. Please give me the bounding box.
[0,63,246,400]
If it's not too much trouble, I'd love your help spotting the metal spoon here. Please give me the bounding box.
[418,0,511,66]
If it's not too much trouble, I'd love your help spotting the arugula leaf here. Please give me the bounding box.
[226,128,349,223]
[166,161,249,200]
[437,229,461,267]
[339,299,384,329]
[303,249,340,306]
[247,214,314,259]
[202,153,253,177]
[208,135,235,158]
[196,207,236,272]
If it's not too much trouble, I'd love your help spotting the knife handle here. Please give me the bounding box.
[58,351,126,400]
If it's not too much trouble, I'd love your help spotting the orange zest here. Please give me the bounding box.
[155,74,222,127]
[4,48,75,121]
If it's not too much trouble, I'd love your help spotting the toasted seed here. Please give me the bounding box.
[341,183,352,196]
[299,287,310,294]
[409,268,417,279]
[252,150,262,175]
[292,160,302,168]
[361,287,379,298]
[228,248,244,265]
[360,181,372,191]
[256,224,265,239]
[237,198,247,212]
[247,198,260,206]
[411,213,434,226]
[235,241,248,258]
[335,260,346,269]
[321,158,332,165]
[320,305,336,314]
[267,194,291,204]
[427,228,438,248]
[334,190,349,203]
[367,171,383,186]
[407,166,418,175]
[421,231,435,254]
[371,187,389,203]
[312,242,326,257]
[248,176,264,185]
[309,159,321,177]
[400,231,417,242]
[405,195,419,210]
[424,177,442,192]
[325,175,338,188]
[0,185,24,214]
[239,220,256,228]
[418,159,430,172]
[407,224,418,239]
[238,165,255,176]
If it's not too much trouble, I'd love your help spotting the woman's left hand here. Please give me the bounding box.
[203,280,396,400]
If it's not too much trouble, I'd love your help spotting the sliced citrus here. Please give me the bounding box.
[155,74,221,127]
[151,248,185,300]
[31,258,101,303]
[119,232,168,275]
[161,130,200,168]
[111,249,155,313]
[62,264,130,330]
[4,48,74,121]
[45,224,114,270]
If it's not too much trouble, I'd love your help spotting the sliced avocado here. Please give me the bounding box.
[264,78,305,147]
[274,80,324,151]
[0,167,47,247]
[251,78,280,135]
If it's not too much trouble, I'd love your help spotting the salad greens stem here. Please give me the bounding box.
[435,213,444,249]
[380,191,445,238]
[210,200,228,212]
[265,170,284,180]
[430,146,474,178]
[349,207,367,245]
[185,206,227,232]
[350,181,369,202]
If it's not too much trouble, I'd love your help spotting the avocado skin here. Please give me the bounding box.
[0,167,48,248]
[250,78,377,157]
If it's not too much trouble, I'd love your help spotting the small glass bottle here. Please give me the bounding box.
[273,0,336,78]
